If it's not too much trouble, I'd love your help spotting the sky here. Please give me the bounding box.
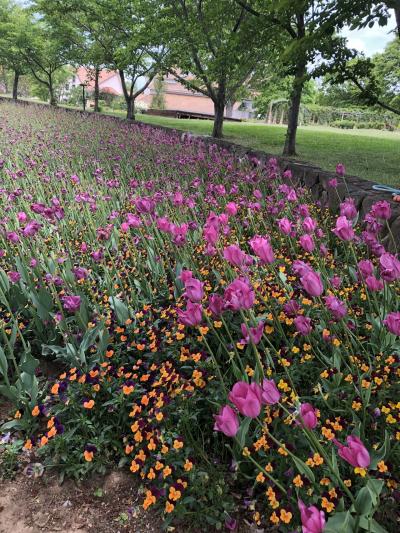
[341,13,397,56]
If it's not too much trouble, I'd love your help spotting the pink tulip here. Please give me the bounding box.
[225,202,238,216]
[384,312,400,336]
[127,213,141,228]
[379,253,400,282]
[300,270,323,297]
[334,435,370,468]
[261,379,280,405]
[223,244,251,267]
[299,403,318,429]
[22,220,41,237]
[213,405,239,437]
[299,204,310,217]
[6,231,19,243]
[184,277,204,303]
[228,381,261,418]
[62,295,81,313]
[302,216,317,234]
[330,275,342,289]
[8,271,21,284]
[333,216,355,241]
[325,295,347,321]
[178,269,193,283]
[370,200,391,220]
[278,217,292,235]
[358,259,374,279]
[208,294,224,316]
[249,236,275,264]
[156,216,171,232]
[284,299,300,317]
[294,316,312,335]
[340,198,357,220]
[299,234,315,253]
[203,224,219,245]
[224,278,254,311]
[240,321,264,345]
[365,276,383,292]
[298,499,326,533]
[176,301,203,327]
[336,163,346,176]
[292,260,313,277]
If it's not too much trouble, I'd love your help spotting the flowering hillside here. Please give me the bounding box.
[0,102,399,532]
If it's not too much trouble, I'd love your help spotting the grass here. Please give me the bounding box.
[3,95,399,186]
[137,116,400,187]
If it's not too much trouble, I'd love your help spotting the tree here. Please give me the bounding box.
[327,1,400,40]
[36,0,165,120]
[373,40,400,108]
[13,13,67,105]
[147,0,270,138]
[235,1,346,155]
[326,40,400,116]
[0,0,30,99]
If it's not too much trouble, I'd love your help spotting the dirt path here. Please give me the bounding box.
[0,470,164,533]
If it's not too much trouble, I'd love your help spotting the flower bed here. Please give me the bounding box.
[0,102,399,532]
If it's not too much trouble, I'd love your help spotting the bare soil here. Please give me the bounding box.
[0,469,164,533]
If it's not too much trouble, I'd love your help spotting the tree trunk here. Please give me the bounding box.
[212,99,225,138]
[395,6,400,38]
[49,78,57,106]
[280,107,285,125]
[283,62,306,156]
[12,71,19,100]
[126,98,135,120]
[94,67,100,112]
[119,69,135,121]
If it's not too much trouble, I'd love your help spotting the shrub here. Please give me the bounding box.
[331,119,356,129]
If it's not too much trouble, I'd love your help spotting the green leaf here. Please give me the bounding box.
[359,517,389,533]
[0,384,18,401]
[355,486,373,515]
[366,478,384,505]
[370,432,390,469]
[0,345,9,380]
[236,417,251,448]
[292,455,315,483]
[20,351,39,374]
[109,296,130,324]
[325,511,355,533]
[0,268,10,294]
[1,419,24,431]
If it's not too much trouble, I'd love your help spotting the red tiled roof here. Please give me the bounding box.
[76,67,118,89]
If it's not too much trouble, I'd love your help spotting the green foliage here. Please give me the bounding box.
[0,439,23,480]
[151,75,165,110]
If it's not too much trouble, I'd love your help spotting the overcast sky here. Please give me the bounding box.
[341,13,397,56]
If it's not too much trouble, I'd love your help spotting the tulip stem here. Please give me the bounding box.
[200,329,228,397]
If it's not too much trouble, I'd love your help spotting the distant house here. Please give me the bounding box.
[61,68,255,118]
[137,73,255,119]
[61,67,124,100]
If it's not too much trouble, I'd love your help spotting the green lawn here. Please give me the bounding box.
[135,115,400,187]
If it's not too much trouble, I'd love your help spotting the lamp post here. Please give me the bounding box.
[80,83,86,112]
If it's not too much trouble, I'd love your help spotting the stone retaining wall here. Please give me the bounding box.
[1,96,399,250]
